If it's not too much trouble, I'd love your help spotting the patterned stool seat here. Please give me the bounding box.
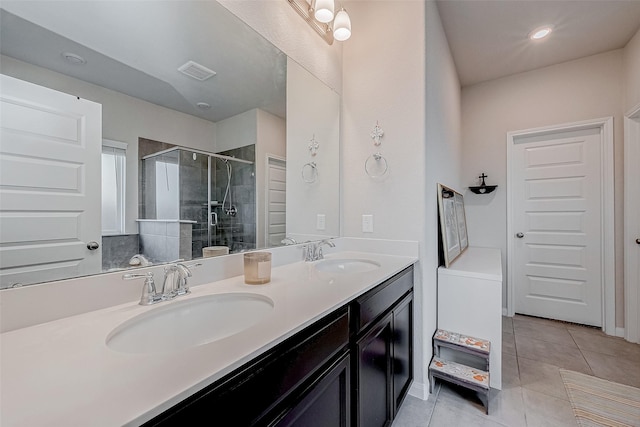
[434,329,490,355]
[429,357,489,389]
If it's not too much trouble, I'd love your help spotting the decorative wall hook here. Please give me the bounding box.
[370,122,384,146]
[308,134,319,156]
[365,121,388,178]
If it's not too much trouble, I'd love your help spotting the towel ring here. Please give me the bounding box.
[302,162,318,183]
[365,153,388,178]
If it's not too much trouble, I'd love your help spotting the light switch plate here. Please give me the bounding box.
[316,214,326,230]
[362,214,374,233]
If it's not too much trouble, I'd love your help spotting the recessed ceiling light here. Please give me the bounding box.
[528,26,553,41]
[61,52,86,65]
[196,102,211,110]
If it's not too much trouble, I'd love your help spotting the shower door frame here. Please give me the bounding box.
[142,146,254,256]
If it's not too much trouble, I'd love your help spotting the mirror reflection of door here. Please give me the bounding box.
[267,156,287,247]
[0,75,102,288]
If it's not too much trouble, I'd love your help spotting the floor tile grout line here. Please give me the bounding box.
[569,325,597,376]
[426,383,441,427]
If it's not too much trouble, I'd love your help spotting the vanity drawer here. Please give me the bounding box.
[145,306,350,426]
[352,266,413,334]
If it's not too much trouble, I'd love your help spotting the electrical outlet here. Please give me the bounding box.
[362,214,374,233]
[316,214,326,231]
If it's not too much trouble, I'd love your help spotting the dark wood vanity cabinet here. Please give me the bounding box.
[143,307,350,427]
[352,267,414,427]
[270,354,351,427]
[143,265,413,427]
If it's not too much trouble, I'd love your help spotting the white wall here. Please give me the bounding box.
[286,58,340,239]
[342,0,462,399]
[624,28,640,111]
[424,0,463,394]
[0,55,217,235]
[461,50,625,325]
[215,109,258,152]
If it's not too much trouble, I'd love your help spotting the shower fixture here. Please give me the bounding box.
[221,159,237,217]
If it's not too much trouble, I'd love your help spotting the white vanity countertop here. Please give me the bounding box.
[0,251,417,427]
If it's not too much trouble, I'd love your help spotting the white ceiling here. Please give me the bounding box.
[0,2,287,122]
[436,0,640,87]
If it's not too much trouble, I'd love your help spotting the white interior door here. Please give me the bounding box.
[625,105,640,343]
[266,157,286,247]
[511,127,603,326]
[0,74,102,288]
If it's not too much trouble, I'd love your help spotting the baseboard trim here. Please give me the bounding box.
[409,381,430,400]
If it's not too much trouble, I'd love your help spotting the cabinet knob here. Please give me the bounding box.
[87,241,100,250]
[636,238,640,245]
[516,232,524,238]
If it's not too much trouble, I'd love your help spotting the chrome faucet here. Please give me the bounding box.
[162,262,202,298]
[122,262,201,306]
[128,254,152,267]
[123,272,163,305]
[281,237,298,245]
[303,239,335,262]
[315,239,335,260]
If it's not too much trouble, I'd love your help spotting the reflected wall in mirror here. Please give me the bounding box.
[286,59,340,242]
[0,1,340,289]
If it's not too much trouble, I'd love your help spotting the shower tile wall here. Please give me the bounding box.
[214,145,256,253]
[138,221,193,263]
[102,234,140,270]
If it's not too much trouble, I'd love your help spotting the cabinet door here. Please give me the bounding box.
[392,293,413,414]
[272,354,350,427]
[355,313,393,427]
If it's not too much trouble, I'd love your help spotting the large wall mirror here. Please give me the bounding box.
[0,1,340,289]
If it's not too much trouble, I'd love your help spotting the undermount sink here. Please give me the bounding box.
[106,293,274,354]
[314,258,381,274]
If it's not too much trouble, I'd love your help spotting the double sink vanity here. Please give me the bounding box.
[0,239,418,426]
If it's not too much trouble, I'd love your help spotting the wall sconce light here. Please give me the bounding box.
[287,0,352,45]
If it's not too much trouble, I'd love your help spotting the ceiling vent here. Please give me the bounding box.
[178,61,216,81]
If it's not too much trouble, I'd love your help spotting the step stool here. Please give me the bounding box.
[429,329,491,414]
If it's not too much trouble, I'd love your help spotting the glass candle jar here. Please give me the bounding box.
[244,252,272,284]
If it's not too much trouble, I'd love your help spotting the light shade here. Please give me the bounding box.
[314,0,335,23]
[333,8,351,41]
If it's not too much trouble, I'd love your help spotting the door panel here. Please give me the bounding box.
[527,212,584,232]
[527,276,585,302]
[0,75,102,288]
[356,314,393,427]
[267,157,286,247]
[513,129,602,326]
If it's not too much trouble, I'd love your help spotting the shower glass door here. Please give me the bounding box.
[209,145,256,254]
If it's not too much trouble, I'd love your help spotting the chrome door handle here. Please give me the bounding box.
[87,241,100,250]
[516,232,524,238]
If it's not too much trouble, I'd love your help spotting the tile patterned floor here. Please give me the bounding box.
[392,315,640,427]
